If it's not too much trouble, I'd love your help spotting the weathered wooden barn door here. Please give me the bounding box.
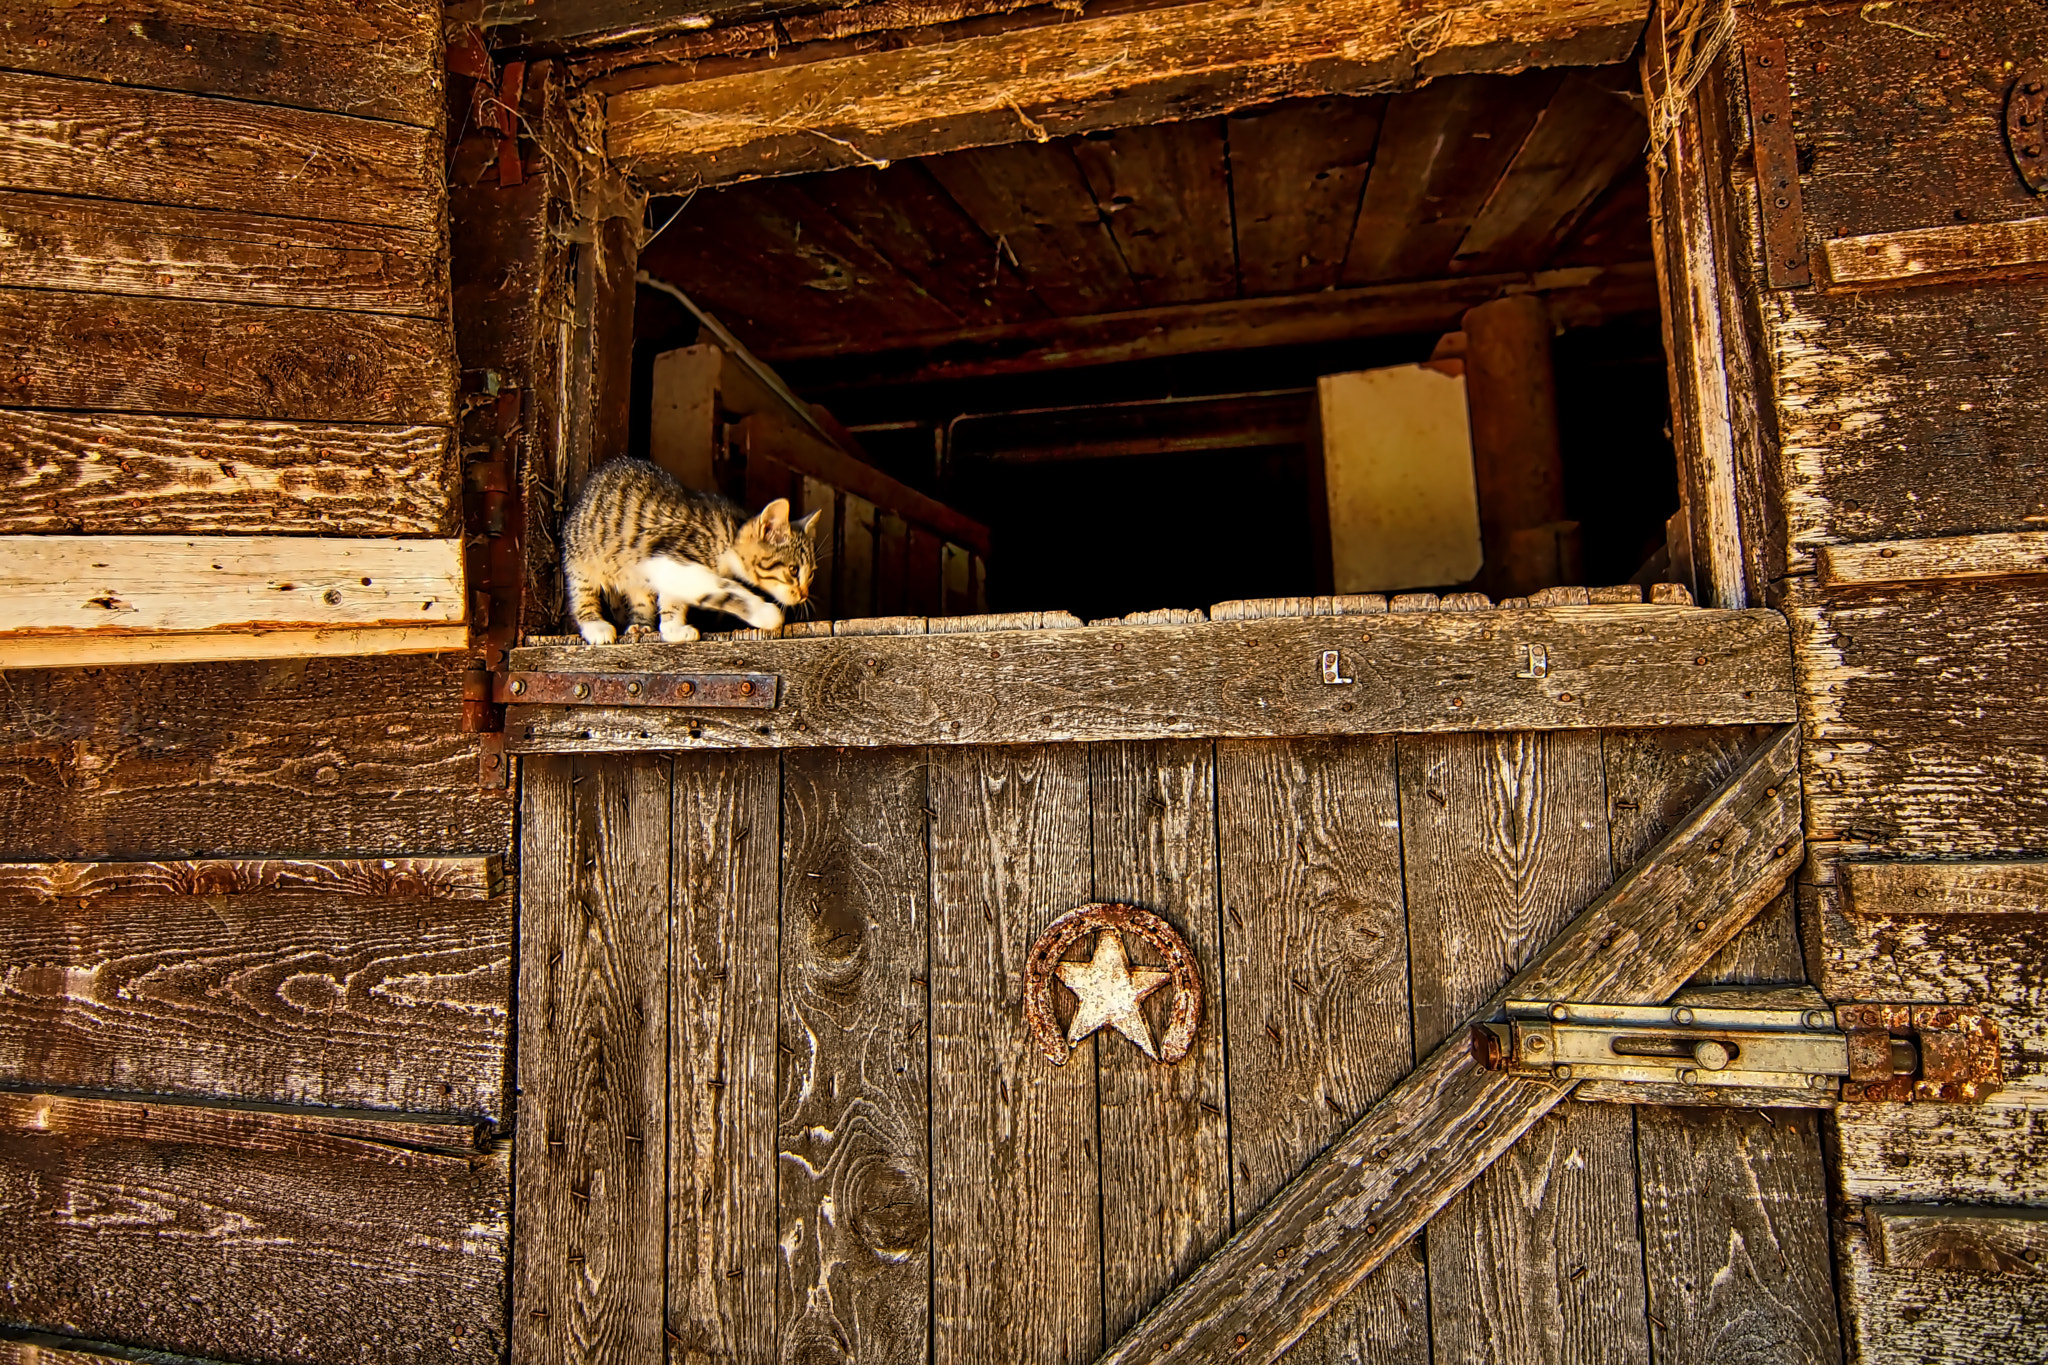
[508,597,1843,1365]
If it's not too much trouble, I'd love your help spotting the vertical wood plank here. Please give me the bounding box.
[842,493,878,620]
[669,752,780,1362]
[877,511,909,615]
[1217,736,1429,1365]
[1399,731,1649,1365]
[779,749,931,1363]
[799,476,840,620]
[1603,728,1841,1365]
[1089,740,1230,1341]
[930,744,1099,1365]
[514,755,670,1365]
[942,542,972,618]
[907,525,943,616]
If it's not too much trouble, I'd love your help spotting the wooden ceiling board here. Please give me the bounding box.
[798,162,1051,328]
[1340,70,1565,286]
[1069,120,1237,307]
[640,190,869,347]
[1549,164,1653,268]
[924,141,1145,316]
[1450,74,1648,274]
[1226,95,1387,296]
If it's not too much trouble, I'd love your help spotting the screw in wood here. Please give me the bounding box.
[573,682,589,699]
[677,680,693,697]
[1694,919,1710,932]
[626,680,642,696]
[739,680,755,695]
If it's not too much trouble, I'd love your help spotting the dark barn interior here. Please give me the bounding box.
[630,67,1675,621]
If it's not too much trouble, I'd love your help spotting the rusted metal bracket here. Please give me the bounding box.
[495,671,779,709]
[2006,72,2048,194]
[1743,39,1813,289]
[1473,999,2000,1102]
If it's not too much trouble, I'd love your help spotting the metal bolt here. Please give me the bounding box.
[1677,1068,1699,1084]
[1692,1039,1733,1071]
[1549,1004,1570,1021]
[1805,1011,1831,1030]
[573,682,589,699]
[1526,1035,1547,1053]
[678,680,694,697]
[510,678,527,696]
[1554,1066,1573,1081]
[1694,918,1710,932]
[626,680,642,696]
[739,680,754,696]
[1673,1007,1695,1025]
[1811,1074,1835,1091]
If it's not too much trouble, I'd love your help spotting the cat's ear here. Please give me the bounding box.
[794,509,823,539]
[753,498,792,539]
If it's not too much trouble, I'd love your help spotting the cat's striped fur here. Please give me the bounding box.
[562,458,819,644]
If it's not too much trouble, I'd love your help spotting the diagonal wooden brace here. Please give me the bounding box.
[1099,725,1804,1364]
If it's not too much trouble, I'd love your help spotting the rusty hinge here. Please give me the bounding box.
[464,654,512,791]
[496,671,778,709]
[1473,999,2000,1103]
[2006,71,2048,194]
[1743,39,1812,289]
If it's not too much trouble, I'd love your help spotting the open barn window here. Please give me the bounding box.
[627,66,1676,624]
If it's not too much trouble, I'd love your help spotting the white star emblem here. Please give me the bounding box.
[1055,930,1172,1059]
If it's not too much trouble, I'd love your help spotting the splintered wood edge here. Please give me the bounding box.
[1095,727,1804,1363]
[0,855,504,901]
[0,1092,490,1159]
[1817,531,2048,588]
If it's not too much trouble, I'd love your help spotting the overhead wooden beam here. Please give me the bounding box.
[1096,726,1804,1364]
[604,0,1651,189]
[766,262,1658,389]
[505,603,1795,752]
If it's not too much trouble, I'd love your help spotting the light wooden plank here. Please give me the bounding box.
[668,752,779,1360]
[0,289,454,424]
[0,191,440,315]
[0,0,443,128]
[0,536,464,636]
[0,411,455,537]
[0,888,508,1117]
[798,476,839,620]
[1096,727,1803,1363]
[1217,736,1428,1365]
[1844,859,2048,916]
[604,0,1649,190]
[841,493,878,620]
[737,413,990,557]
[1835,1102,2048,1206]
[512,756,669,1365]
[1871,1204,2048,1275]
[1818,532,2048,588]
[1823,216,2048,287]
[0,854,498,900]
[931,744,1098,1364]
[1836,1223,2048,1365]
[0,70,438,232]
[1399,731,1648,1365]
[0,623,469,671]
[0,1093,507,1365]
[1091,741,1231,1342]
[507,606,1797,753]
[779,750,930,1362]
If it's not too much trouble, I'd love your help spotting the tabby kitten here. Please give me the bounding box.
[562,458,820,645]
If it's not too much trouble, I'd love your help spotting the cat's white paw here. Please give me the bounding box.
[579,619,618,646]
[660,620,700,643]
[742,597,785,631]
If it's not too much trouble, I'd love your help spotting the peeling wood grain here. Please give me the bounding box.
[1818,532,2048,588]
[0,888,508,1116]
[778,749,930,1364]
[512,756,669,1365]
[1835,1103,2048,1205]
[1784,577,2048,853]
[1096,728,1803,1363]
[0,1091,484,1155]
[0,651,513,863]
[0,1332,187,1365]
[1217,736,1428,1365]
[0,290,455,425]
[1823,216,2048,288]
[0,855,499,901]
[0,71,437,232]
[1871,1204,2048,1275]
[604,0,1649,190]
[0,192,441,316]
[0,410,455,537]
[508,607,1797,753]
[1836,1221,2048,1365]
[1844,860,2048,917]
[0,1093,508,1365]
[1769,285,2048,565]
[0,535,464,635]
[0,0,443,127]
[668,753,779,1361]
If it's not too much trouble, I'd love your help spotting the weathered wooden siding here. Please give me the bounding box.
[1652,0,2048,1356]
[512,724,1832,1364]
[0,0,461,666]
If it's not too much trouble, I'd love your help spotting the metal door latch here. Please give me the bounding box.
[1472,1000,2001,1103]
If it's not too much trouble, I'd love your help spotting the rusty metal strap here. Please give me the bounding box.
[493,671,778,709]
[1745,39,1812,289]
